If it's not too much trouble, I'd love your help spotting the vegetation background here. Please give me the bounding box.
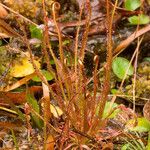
[0,0,149,149]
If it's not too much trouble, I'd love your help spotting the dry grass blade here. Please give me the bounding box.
[0,19,21,38]
[0,73,36,92]
[0,3,37,26]
[42,82,51,121]
[42,82,51,150]
[114,24,150,56]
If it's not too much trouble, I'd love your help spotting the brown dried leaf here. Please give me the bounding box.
[0,91,26,104]
[0,86,42,104]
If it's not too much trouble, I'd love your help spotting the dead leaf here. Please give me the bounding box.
[0,121,23,130]
[102,142,114,150]
[0,86,42,104]
[45,135,54,150]
[0,91,26,104]
[0,5,8,19]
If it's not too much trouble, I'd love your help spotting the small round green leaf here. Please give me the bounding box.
[128,14,150,25]
[126,118,150,132]
[29,25,43,39]
[32,70,54,82]
[112,57,134,79]
[125,0,141,11]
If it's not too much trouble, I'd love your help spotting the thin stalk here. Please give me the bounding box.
[120,37,143,88]
[11,129,19,150]
[41,2,52,148]
[97,0,115,119]
[93,56,99,106]
[52,2,64,64]
[91,56,99,121]
[74,5,84,92]
[20,13,67,108]
[107,37,143,118]
[88,0,117,134]
[22,27,49,89]
[132,37,140,112]
[29,106,59,133]
[0,3,37,26]
[79,0,91,62]
[83,83,89,133]
[52,2,72,101]
[77,60,85,129]
[46,34,68,102]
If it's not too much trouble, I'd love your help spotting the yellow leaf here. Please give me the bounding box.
[10,57,40,77]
